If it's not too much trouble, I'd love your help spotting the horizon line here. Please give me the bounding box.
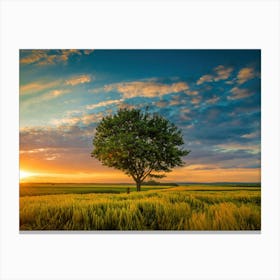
[20,181,261,184]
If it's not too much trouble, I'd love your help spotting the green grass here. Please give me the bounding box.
[19,183,171,196]
[20,183,261,231]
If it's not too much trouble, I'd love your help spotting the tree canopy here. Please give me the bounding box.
[91,108,190,191]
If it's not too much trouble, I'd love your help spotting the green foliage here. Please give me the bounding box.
[20,185,261,230]
[91,108,190,190]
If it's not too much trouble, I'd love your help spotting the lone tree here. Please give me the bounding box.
[91,108,190,191]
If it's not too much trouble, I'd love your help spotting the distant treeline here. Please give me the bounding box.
[142,180,178,186]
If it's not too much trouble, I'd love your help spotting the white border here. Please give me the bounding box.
[1,1,279,280]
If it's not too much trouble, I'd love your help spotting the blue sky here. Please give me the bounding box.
[20,49,261,183]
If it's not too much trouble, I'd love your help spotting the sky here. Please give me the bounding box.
[19,49,261,183]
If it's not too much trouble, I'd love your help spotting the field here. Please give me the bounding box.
[20,183,261,231]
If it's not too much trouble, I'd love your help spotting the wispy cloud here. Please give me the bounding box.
[180,108,191,121]
[20,80,61,95]
[20,89,71,110]
[20,147,61,161]
[241,132,259,139]
[46,89,70,98]
[20,74,92,96]
[103,81,189,99]
[86,99,123,110]
[214,143,260,154]
[205,95,220,104]
[51,112,105,127]
[65,75,92,86]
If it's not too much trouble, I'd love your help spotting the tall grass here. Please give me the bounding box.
[20,188,261,230]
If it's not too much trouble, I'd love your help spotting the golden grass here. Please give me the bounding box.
[20,187,261,230]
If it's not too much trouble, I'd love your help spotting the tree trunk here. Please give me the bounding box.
[136,180,141,192]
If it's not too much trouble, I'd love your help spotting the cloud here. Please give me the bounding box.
[20,125,95,150]
[83,50,94,55]
[65,75,91,86]
[48,89,69,97]
[20,89,71,109]
[205,95,220,104]
[80,114,105,125]
[20,147,61,161]
[180,108,191,121]
[186,90,199,96]
[103,81,189,99]
[51,111,106,127]
[20,74,91,98]
[155,100,169,108]
[19,124,101,174]
[20,148,47,154]
[214,143,260,155]
[196,75,213,85]
[228,87,252,100]
[169,99,180,106]
[183,142,260,171]
[86,99,123,110]
[241,132,259,139]
[20,80,61,95]
[237,67,257,84]
[20,50,47,64]
[20,49,94,66]
[196,65,233,85]
[191,97,201,104]
[214,65,233,81]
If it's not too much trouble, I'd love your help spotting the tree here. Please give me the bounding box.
[91,108,190,191]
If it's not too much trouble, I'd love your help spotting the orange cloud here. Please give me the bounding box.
[20,49,93,66]
[20,50,47,64]
[196,65,233,85]
[104,81,189,99]
[51,112,104,126]
[214,65,233,81]
[186,90,199,96]
[48,89,69,97]
[20,80,61,95]
[237,67,257,84]
[65,75,91,86]
[196,74,213,85]
[191,97,201,104]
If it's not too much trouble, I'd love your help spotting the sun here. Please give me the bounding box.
[20,170,35,181]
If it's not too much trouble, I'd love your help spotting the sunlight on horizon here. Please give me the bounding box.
[18,167,260,184]
[20,170,37,181]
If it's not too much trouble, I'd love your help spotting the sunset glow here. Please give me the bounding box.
[20,170,36,181]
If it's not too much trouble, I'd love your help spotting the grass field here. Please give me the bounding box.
[19,183,261,231]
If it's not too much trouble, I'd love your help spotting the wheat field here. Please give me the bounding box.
[20,184,261,231]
